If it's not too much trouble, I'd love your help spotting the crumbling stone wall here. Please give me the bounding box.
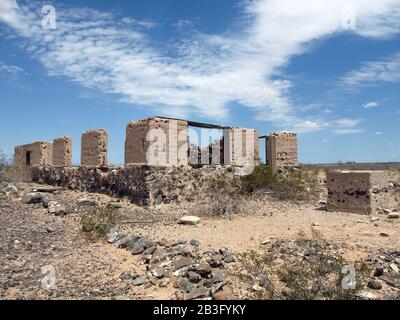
[14,141,53,182]
[53,137,72,167]
[223,128,260,166]
[81,129,108,166]
[125,117,188,165]
[266,132,298,169]
[32,164,241,206]
[327,170,400,214]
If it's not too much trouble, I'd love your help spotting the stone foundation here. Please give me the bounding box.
[32,165,241,206]
[327,170,400,214]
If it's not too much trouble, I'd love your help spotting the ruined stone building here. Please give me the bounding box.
[14,116,298,206]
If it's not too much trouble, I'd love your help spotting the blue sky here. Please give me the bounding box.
[0,0,399,165]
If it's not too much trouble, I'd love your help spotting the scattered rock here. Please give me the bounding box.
[259,278,273,290]
[252,284,264,292]
[190,239,200,247]
[159,278,170,287]
[357,291,378,300]
[48,202,66,216]
[178,278,195,293]
[179,216,201,225]
[213,285,234,300]
[187,287,210,300]
[196,263,212,276]
[187,271,202,283]
[174,256,194,271]
[114,236,130,249]
[131,243,145,255]
[211,269,228,283]
[383,209,392,214]
[46,227,55,233]
[78,198,97,207]
[389,263,399,273]
[373,266,384,277]
[23,193,42,204]
[379,232,389,237]
[151,266,165,279]
[4,184,18,195]
[107,227,123,244]
[132,277,147,286]
[120,271,139,281]
[388,212,399,219]
[367,279,382,290]
[223,253,235,263]
[207,254,224,268]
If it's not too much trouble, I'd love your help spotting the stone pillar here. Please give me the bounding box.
[53,136,72,167]
[266,132,298,170]
[14,141,53,182]
[125,117,188,165]
[81,129,108,166]
[223,128,259,166]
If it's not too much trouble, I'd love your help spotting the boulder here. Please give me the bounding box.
[174,256,194,271]
[179,216,201,225]
[23,192,42,204]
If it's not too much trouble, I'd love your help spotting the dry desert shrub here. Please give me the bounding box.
[236,230,370,300]
[241,165,319,201]
[0,150,14,183]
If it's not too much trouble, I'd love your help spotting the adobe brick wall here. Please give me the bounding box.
[81,129,108,166]
[53,136,72,166]
[125,117,188,165]
[327,170,400,214]
[14,141,53,182]
[223,128,260,166]
[266,132,298,169]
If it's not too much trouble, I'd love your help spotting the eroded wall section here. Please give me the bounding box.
[125,117,188,165]
[81,129,108,166]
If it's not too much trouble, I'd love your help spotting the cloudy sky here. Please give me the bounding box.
[0,0,399,164]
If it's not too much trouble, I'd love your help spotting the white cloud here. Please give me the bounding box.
[121,17,156,29]
[331,118,363,127]
[332,128,364,135]
[1,0,400,127]
[328,118,364,134]
[293,120,322,132]
[362,101,379,109]
[0,61,26,79]
[341,52,400,88]
[374,131,384,135]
